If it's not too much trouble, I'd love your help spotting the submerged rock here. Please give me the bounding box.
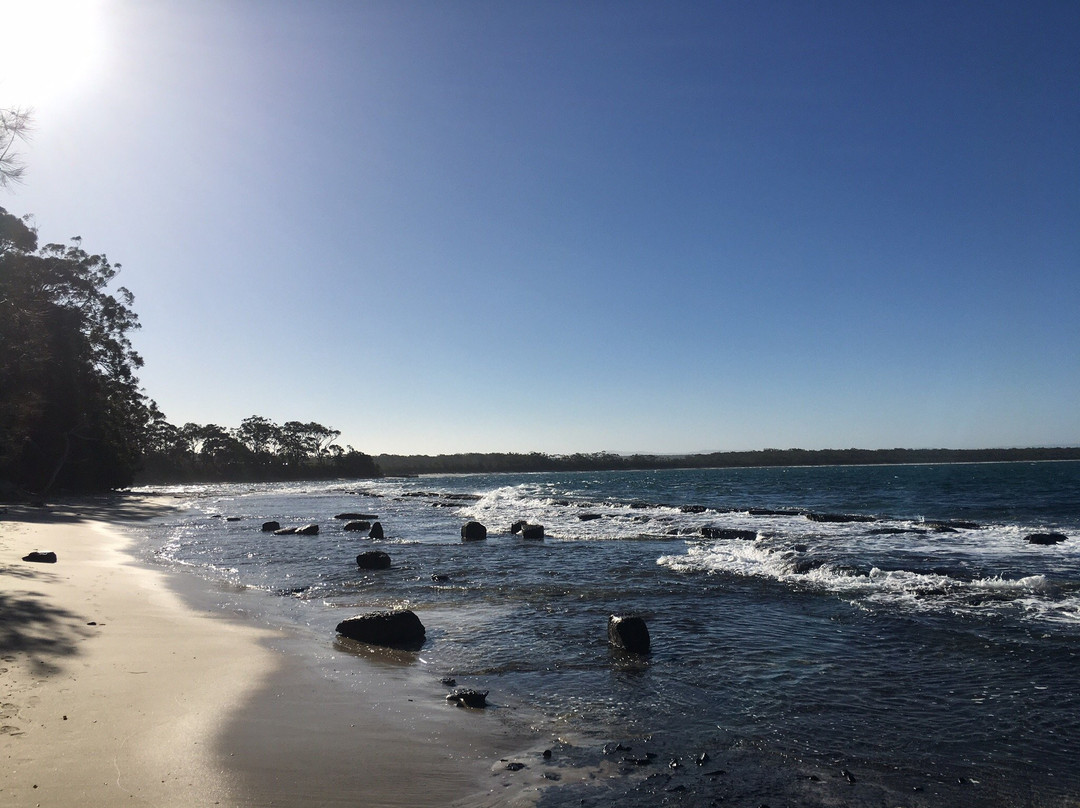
[461,521,488,541]
[608,614,651,655]
[701,526,757,541]
[446,689,488,708]
[356,550,392,569]
[335,512,378,520]
[578,513,603,521]
[806,512,877,523]
[1026,532,1068,545]
[261,520,281,532]
[335,609,425,648]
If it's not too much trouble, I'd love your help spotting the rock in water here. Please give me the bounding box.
[356,550,392,569]
[510,520,527,534]
[22,551,57,563]
[1026,532,1068,545]
[446,689,488,708]
[461,521,487,541]
[343,520,371,532]
[335,610,425,648]
[335,512,378,520]
[520,524,545,540]
[608,615,651,654]
[273,527,297,535]
[368,521,385,539]
[296,524,319,535]
[262,521,281,532]
[701,526,758,540]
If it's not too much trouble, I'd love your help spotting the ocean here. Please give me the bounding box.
[132,461,1080,806]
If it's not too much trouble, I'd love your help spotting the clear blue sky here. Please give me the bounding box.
[4,0,1078,455]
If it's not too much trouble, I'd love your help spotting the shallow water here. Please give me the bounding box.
[133,462,1080,806]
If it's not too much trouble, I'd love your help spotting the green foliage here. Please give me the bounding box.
[0,207,154,493]
[0,107,32,188]
[138,414,378,483]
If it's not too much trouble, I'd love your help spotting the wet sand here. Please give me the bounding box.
[0,497,541,807]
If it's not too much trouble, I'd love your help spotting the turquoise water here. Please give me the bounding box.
[135,461,1080,806]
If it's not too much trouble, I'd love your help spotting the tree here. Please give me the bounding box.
[0,208,154,493]
[0,107,32,188]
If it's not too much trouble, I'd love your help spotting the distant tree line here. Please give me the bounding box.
[139,415,380,483]
[375,446,1080,477]
[0,201,379,496]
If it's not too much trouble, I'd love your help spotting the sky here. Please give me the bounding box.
[2,0,1078,456]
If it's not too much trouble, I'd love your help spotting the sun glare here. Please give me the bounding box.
[0,0,107,106]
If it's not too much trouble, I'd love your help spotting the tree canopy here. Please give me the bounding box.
[0,207,154,493]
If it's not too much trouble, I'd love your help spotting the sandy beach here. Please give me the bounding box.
[0,497,544,808]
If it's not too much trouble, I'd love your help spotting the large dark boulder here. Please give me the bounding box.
[344,520,371,532]
[22,551,57,563]
[1026,532,1068,545]
[520,524,545,540]
[335,513,379,520]
[608,615,650,655]
[510,520,527,534]
[368,521,385,539]
[296,523,320,535]
[701,526,758,541]
[356,550,392,569]
[335,609,426,648]
[461,521,487,541]
[262,521,281,532]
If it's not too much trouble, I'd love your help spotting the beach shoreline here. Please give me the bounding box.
[0,495,545,807]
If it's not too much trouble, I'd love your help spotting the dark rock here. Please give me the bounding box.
[578,513,603,521]
[335,512,378,520]
[261,520,280,532]
[1026,532,1068,545]
[368,521,384,539]
[608,614,650,654]
[441,677,457,686]
[335,609,425,648]
[748,508,801,516]
[446,689,488,708]
[520,524,544,540]
[461,521,488,541]
[701,526,757,541]
[443,493,482,501]
[791,544,809,553]
[431,573,450,582]
[225,516,242,522]
[296,523,320,535]
[343,520,371,532]
[356,550,391,569]
[680,505,707,514]
[22,551,57,563]
[806,512,877,523]
[510,520,527,534]
[542,749,552,759]
[629,501,651,509]
[505,762,525,771]
[273,527,297,535]
[926,520,981,530]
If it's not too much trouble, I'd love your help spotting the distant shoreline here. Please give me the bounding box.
[371,446,1080,478]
